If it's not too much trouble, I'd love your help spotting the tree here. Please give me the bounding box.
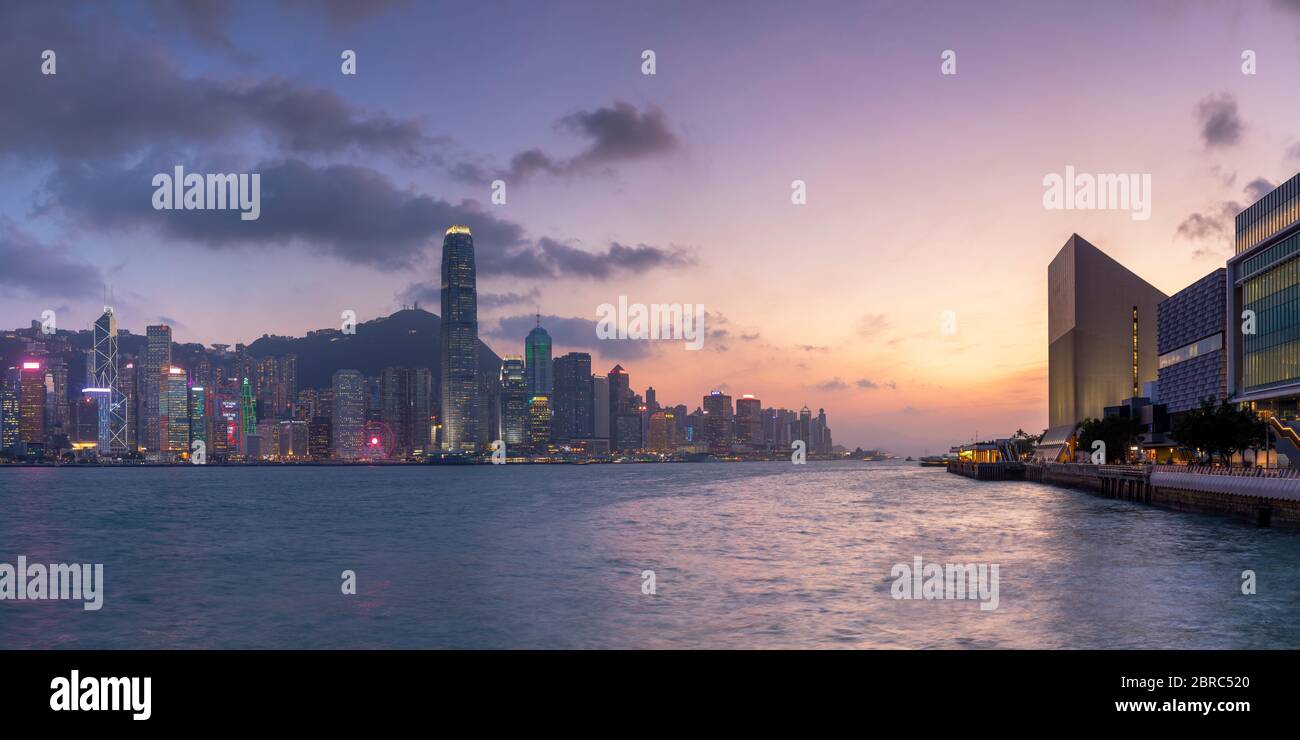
[1076,414,1143,463]
[1170,399,1266,464]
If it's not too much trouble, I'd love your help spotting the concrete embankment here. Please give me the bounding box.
[952,461,1300,528]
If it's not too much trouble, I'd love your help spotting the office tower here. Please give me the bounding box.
[164,368,188,454]
[240,377,256,441]
[142,325,172,454]
[44,357,68,437]
[256,419,281,460]
[1048,234,1166,427]
[553,352,593,441]
[798,405,812,446]
[648,410,676,452]
[0,369,19,450]
[1156,269,1227,416]
[332,369,364,460]
[309,416,332,459]
[703,391,734,453]
[499,357,528,445]
[528,395,552,446]
[92,308,129,452]
[73,392,100,444]
[19,361,46,445]
[279,420,309,459]
[735,394,763,448]
[1227,174,1300,421]
[188,384,206,450]
[440,225,481,451]
[381,367,433,457]
[120,359,137,449]
[608,364,632,450]
[645,386,658,413]
[296,388,319,421]
[592,375,610,440]
[525,318,554,400]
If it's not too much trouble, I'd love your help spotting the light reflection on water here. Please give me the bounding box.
[1,460,1296,648]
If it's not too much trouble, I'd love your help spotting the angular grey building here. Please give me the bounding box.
[1156,269,1226,414]
[1048,234,1166,427]
[440,225,481,451]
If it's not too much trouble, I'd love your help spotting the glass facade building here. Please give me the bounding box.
[1156,269,1227,414]
[1228,172,1300,416]
[439,225,481,451]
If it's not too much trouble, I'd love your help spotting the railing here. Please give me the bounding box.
[1152,463,1300,479]
[1268,416,1300,447]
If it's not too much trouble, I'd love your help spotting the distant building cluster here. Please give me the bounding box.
[0,225,836,463]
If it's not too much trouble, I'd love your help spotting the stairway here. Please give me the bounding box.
[1267,416,1300,468]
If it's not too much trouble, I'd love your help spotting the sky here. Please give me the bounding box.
[3,0,1300,454]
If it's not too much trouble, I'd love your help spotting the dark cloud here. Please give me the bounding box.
[0,4,440,162]
[147,0,236,50]
[45,155,694,280]
[537,238,693,279]
[454,102,681,184]
[0,219,102,298]
[1245,177,1276,201]
[485,314,652,359]
[814,378,849,391]
[1195,93,1242,149]
[398,283,540,310]
[285,0,412,26]
[796,344,829,353]
[1176,200,1240,242]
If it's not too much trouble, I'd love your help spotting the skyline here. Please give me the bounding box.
[8,2,1300,453]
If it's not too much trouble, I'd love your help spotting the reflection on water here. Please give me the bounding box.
[1,461,1296,648]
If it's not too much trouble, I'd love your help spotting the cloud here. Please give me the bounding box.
[1195,93,1242,149]
[0,218,102,298]
[0,4,441,162]
[1175,200,1240,242]
[854,313,889,337]
[485,314,652,359]
[796,344,829,353]
[398,283,540,310]
[814,378,849,391]
[855,378,897,390]
[454,102,681,184]
[537,238,694,279]
[146,0,237,50]
[1245,177,1275,201]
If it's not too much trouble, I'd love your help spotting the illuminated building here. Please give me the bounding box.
[499,357,528,445]
[279,420,309,459]
[381,367,433,458]
[92,307,129,452]
[525,319,553,398]
[142,325,171,454]
[439,225,481,451]
[309,415,332,459]
[528,395,552,446]
[188,385,207,449]
[648,410,676,452]
[332,369,364,459]
[165,368,189,454]
[1048,234,1165,427]
[0,369,19,450]
[19,361,46,445]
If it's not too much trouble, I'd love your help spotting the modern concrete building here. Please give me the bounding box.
[1157,268,1227,414]
[1048,234,1166,427]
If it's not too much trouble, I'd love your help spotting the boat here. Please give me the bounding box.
[918,455,948,467]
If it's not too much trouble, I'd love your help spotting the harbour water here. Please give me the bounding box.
[1,460,1297,649]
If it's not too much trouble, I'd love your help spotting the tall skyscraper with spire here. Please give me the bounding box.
[92,307,129,452]
[440,225,481,451]
[525,316,553,399]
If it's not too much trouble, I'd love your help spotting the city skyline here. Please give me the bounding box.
[9,2,1300,453]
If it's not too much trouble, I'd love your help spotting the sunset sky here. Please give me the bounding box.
[4,0,1300,454]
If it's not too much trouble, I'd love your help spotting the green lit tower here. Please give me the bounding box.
[240,377,256,438]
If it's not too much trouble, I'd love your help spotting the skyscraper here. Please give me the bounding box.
[92,308,129,452]
[1047,234,1165,427]
[332,369,364,460]
[142,325,172,454]
[19,361,46,446]
[525,319,553,399]
[381,367,433,458]
[0,368,19,450]
[608,364,632,450]
[592,375,610,441]
[735,394,763,448]
[499,356,528,445]
[528,396,553,446]
[703,391,734,453]
[165,367,189,455]
[552,352,593,441]
[440,225,481,451]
